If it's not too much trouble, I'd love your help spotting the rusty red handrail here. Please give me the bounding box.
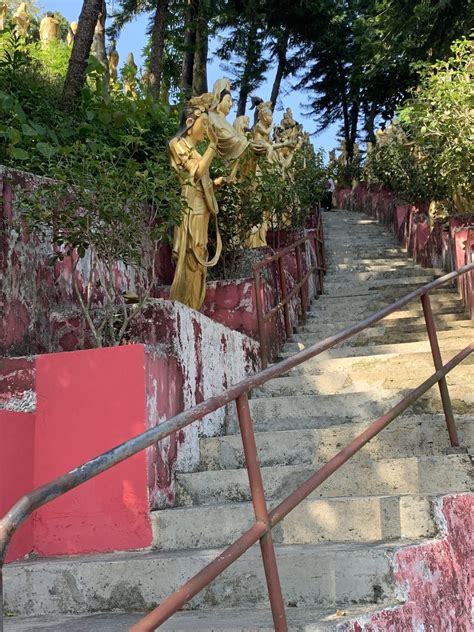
[1,263,473,632]
[460,227,474,319]
[253,209,326,368]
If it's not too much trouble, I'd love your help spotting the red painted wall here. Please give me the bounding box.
[343,494,473,631]
[0,410,35,562]
[32,345,152,557]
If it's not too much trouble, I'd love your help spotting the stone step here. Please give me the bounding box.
[298,312,468,335]
[152,493,438,551]
[278,335,473,360]
[281,349,474,380]
[326,268,438,282]
[253,366,474,400]
[227,391,402,433]
[175,455,472,507]
[201,416,473,471]
[324,275,439,292]
[320,284,455,299]
[4,541,405,615]
[291,321,473,348]
[1,604,402,632]
[310,292,459,314]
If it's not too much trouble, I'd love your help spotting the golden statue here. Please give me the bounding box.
[109,40,119,84]
[338,139,348,165]
[233,115,251,138]
[208,78,249,164]
[39,12,60,46]
[12,2,29,37]
[122,52,138,96]
[168,93,223,311]
[67,21,78,46]
[0,3,8,31]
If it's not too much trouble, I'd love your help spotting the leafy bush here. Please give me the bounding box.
[363,36,473,215]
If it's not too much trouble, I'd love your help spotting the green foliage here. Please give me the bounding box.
[363,36,474,214]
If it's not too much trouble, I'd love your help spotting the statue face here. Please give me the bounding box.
[261,108,272,126]
[219,94,232,116]
[190,113,209,142]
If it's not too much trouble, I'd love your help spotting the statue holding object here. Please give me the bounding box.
[67,21,78,46]
[168,93,223,311]
[12,2,29,37]
[0,3,8,31]
[39,12,60,46]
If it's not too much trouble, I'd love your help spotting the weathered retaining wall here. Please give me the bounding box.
[340,493,473,631]
[0,301,259,561]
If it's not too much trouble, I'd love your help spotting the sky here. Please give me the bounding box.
[42,0,339,155]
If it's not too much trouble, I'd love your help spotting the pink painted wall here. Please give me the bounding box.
[0,410,35,562]
[33,345,152,557]
[342,493,473,631]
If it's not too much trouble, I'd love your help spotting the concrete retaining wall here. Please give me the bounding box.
[1,302,259,561]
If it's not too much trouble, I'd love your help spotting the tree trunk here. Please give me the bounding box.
[270,30,289,111]
[237,23,257,116]
[92,0,109,88]
[62,0,103,110]
[336,59,350,150]
[180,0,199,98]
[149,0,170,98]
[192,0,208,95]
[364,101,378,143]
[348,92,360,160]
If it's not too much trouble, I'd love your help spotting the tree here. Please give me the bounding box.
[215,0,269,115]
[180,0,199,96]
[148,0,170,97]
[62,0,102,110]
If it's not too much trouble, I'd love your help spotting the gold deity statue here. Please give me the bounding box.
[108,40,119,84]
[39,12,60,46]
[233,115,251,139]
[122,52,138,96]
[168,93,223,311]
[338,139,348,165]
[12,2,29,37]
[0,3,7,31]
[67,21,78,46]
[208,78,249,165]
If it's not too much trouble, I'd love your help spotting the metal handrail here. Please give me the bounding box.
[253,209,326,368]
[1,263,473,632]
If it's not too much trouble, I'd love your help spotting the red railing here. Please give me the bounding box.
[253,210,326,368]
[1,265,473,632]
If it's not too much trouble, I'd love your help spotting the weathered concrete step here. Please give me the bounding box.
[227,391,401,432]
[344,323,473,347]
[326,268,438,282]
[291,321,473,348]
[324,275,439,292]
[202,416,473,471]
[152,494,438,551]
[175,455,472,507]
[299,312,468,335]
[279,335,473,360]
[4,541,403,615]
[322,284,455,299]
[310,293,459,314]
[1,604,402,632]
[253,366,474,401]
[282,350,474,382]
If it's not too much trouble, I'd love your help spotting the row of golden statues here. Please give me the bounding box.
[168,78,310,310]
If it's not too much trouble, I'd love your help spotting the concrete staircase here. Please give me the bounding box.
[4,209,473,631]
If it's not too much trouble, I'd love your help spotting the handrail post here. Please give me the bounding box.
[253,269,269,369]
[421,293,459,446]
[295,243,307,324]
[315,233,324,295]
[235,394,288,631]
[278,256,292,338]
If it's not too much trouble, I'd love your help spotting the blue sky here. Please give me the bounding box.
[43,0,339,155]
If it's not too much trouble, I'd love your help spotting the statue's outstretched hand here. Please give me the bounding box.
[207,125,218,148]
